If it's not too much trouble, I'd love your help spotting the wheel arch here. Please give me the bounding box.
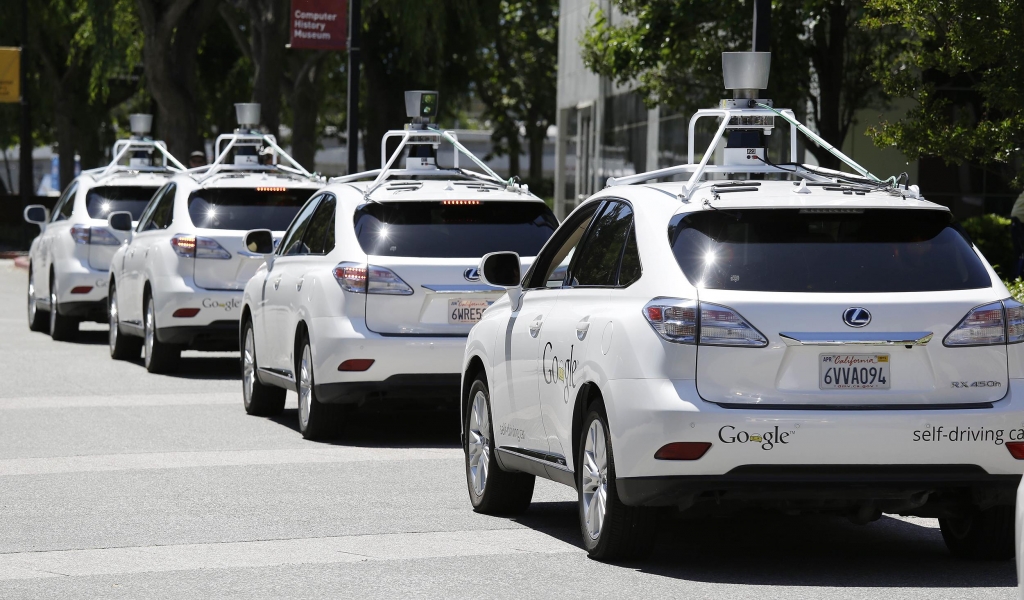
[571,381,604,475]
[461,355,487,449]
[293,319,310,387]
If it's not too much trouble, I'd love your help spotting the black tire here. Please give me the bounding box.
[241,318,285,416]
[144,294,180,374]
[464,377,535,515]
[578,403,657,561]
[295,330,338,440]
[108,281,142,361]
[27,267,47,332]
[49,273,79,341]
[939,505,1015,560]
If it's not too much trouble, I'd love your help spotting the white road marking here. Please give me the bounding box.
[0,393,241,410]
[0,446,462,477]
[0,528,582,580]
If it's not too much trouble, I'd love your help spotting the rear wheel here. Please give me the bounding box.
[48,273,78,341]
[27,268,47,332]
[108,283,141,360]
[939,505,1015,560]
[578,404,657,561]
[144,295,180,373]
[296,332,337,439]
[241,319,285,415]
[464,377,535,514]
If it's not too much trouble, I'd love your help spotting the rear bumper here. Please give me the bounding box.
[58,299,107,321]
[315,374,461,405]
[157,320,239,351]
[54,258,109,308]
[617,465,1019,510]
[153,282,242,331]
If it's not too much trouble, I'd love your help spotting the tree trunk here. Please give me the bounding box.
[508,134,520,178]
[54,74,78,190]
[806,1,849,171]
[289,52,326,170]
[361,55,408,170]
[248,0,288,135]
[136,0,220,160]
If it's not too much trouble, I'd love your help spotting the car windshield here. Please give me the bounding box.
[187,188,313,231]
[86,186,160,220]
[669,208,991,293]
[353,201,558,258]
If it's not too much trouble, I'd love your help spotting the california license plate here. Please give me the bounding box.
[819,354,890,390]
[448,299,493,325]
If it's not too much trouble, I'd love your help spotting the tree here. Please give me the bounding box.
[580,0,897,169]
[474,0,557,189]
[863,0,1024,186]
[360,0,492,169]
[135,0,221,160]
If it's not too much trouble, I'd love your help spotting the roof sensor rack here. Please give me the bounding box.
[331,91,530,200]
[83,113,188,180]
[607,52,912,201]
[192,103,323,184]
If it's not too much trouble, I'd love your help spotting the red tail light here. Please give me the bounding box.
[338,359,374,371]
[70,286,93,294]
[172,308,200,318]
[171,235,197,257]
[1006,442,1024,459]
[654,442,712,460]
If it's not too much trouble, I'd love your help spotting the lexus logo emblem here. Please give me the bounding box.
[843,307,871,328]
[464,268,480,282]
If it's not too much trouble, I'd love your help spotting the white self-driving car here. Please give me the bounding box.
[24,115,185,340]
[239,92,558,439]
[461,52,1024,561]
[107,103,322,373]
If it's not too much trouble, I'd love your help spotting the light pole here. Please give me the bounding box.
[19,0,31,203]
[346,0,361,174]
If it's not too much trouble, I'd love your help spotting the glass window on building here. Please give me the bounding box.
[601,92,647,180]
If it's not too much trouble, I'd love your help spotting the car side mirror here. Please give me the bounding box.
[107,211,133,232]
[245,229,275,254]
[480,251,522,288]
[24,205,48,226]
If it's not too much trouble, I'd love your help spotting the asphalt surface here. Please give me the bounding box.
[0,259,1016,599]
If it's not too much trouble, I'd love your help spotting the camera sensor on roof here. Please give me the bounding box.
[405,91,438,120]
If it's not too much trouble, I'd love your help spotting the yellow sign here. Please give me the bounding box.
[0,48,20,103]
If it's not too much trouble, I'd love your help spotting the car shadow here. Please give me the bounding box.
[268,404,462,449]
[64,329,108,346]
[512,506,1016,588]
[166,356,240,380]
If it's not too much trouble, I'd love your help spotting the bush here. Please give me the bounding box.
[960,214,1017,279]
[1005,278,1024,303]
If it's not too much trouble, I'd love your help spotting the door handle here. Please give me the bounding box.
[296,279,303,292]
[576,318,591,341]
[273,277,281,290]
[529,317,543,338]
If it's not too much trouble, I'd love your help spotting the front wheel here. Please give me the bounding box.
[27,268,47,332]
[464,377,534,514]
[939,505,1015,560]
[241,319,285,415]
[578,404,657,561]
[109,283,141,360]
[144,295,180,373]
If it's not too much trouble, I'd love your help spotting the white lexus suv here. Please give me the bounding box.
[23,115,185,340]
[461,53,1024,561]
[239,92,558,439]
[107,103,323,373]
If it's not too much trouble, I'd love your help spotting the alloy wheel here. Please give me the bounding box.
[49,287,57,334]
[582,419,609,540]
[242,327,256,409]
[298,344,312,430]
[467,390,491,496]
[27,273,36,325]
[108,293,119,352]
[145,300,155,362]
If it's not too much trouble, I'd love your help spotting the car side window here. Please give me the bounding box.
[524,201,603,289]
[141,184,176,231]
[278,195,321,256]
[617,222,642,286]
[51,182,78,222]
[301,194,336,255]
[135,187,163,232]
[569,201,634,287]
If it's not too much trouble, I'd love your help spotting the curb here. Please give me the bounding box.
[13,256,28,270]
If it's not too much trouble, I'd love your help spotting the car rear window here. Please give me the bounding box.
[188,188,313,231]
[86,186,159,220]
[669,208,991,293]
[353,201,558,258]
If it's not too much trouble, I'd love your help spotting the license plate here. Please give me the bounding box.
[819,354,890,390]
[448,299,493,325]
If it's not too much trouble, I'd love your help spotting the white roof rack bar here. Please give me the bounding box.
[191,132,320,183]
[85,139,188,179]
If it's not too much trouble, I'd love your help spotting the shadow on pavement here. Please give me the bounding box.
[268,405,462,449]
[514,506,1015,587]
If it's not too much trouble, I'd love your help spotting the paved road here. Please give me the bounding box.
[0,259,1015,599]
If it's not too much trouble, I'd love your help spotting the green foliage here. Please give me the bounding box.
[961,213,1016,279]
[863,0,1024,184]
[1005,278,1024,303]
[580,0,898,167]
